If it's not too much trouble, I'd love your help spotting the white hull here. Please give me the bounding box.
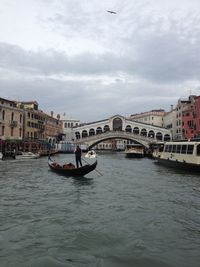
[85,150,97,159]
[15,152,40,159]
[125,147,144,158]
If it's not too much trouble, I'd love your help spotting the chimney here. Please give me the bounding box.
[57,114,60,120]
[51,111,54,117]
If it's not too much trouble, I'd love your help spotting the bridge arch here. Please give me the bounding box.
[87,136,147,150]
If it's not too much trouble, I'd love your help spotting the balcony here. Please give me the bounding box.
[10,120,18,127]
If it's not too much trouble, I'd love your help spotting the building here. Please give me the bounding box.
[163,106,176,139]
[17,101,46,140]
[61,114,80,141]
[173,95,196,140]
[0,97,24,141]
[45,111,63,146]
[129,109,166,127]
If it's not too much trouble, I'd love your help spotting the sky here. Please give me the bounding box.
[0,0,200,122]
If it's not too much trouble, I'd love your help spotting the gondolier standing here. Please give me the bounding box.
[75,145,82,168]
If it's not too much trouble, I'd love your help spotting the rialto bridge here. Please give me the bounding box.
[72,115,172,149]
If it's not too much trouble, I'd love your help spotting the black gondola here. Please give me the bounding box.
[48,157,97,177]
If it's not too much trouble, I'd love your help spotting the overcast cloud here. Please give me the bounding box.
[0,0,200,122]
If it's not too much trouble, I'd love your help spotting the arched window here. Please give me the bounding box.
[164,134,170,141]
[104,125,110,132]
[148,130,155,138]
[133,127,139,134]
[113,117,123,131]
[125,125,132,133]
[89,129,95,136]
[82,130,88,138]
[96,127,102,135]
[75,132,80,139]
[156,132,163,140]
[141,128,147,136]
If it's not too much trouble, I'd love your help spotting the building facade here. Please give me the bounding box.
[129,109,166,127]
[61,114,80,141]
[0,97,24,141]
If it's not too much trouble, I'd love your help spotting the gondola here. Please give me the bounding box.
[48,157,97,177]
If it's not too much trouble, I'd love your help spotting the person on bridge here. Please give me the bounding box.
[75,145,82,168]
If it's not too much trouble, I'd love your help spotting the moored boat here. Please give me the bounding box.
[154,141,200,171]
[15,151,40,159]
[48,157,98,177]
[125,144,144,158]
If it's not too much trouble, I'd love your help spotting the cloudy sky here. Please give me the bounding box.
[0,0,200,122]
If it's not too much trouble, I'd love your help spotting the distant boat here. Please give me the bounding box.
[125,144,144,158]
[39,150,58,157]
[15,151,40,160]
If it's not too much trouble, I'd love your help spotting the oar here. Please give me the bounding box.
[82,157,103,176]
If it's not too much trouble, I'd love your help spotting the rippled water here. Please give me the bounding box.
[0,152,200,267]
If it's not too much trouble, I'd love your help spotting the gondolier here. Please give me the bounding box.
[75,145,82,168]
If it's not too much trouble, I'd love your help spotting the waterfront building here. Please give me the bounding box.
[163,106,176,140]
[193,96,200,138]
[17,101,46,140]
[61,113,80,141]
[45,111,63,147]
[0,97,24,141]
[174,95,196,140]
[129,109,166,127]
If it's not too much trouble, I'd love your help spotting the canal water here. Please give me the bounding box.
[0,153,200,267]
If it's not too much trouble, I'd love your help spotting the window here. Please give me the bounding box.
[2,126,5,136]
[187,145,194,154]
[20,114,23,123]
[11,127,14,136]
[181,145,187,154]
[2,110,5,120]
[172,145,176,153]
[168,145,172,152]
[176,145,181,153]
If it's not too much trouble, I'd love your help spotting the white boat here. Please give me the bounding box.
[85,150,97,159]
[154,141,200,171]
[15,151,40,160]
[125,144,144,158]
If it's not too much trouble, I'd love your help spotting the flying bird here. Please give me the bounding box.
[107,10,117,14]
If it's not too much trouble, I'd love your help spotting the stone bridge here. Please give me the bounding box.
[72,115,171,149]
